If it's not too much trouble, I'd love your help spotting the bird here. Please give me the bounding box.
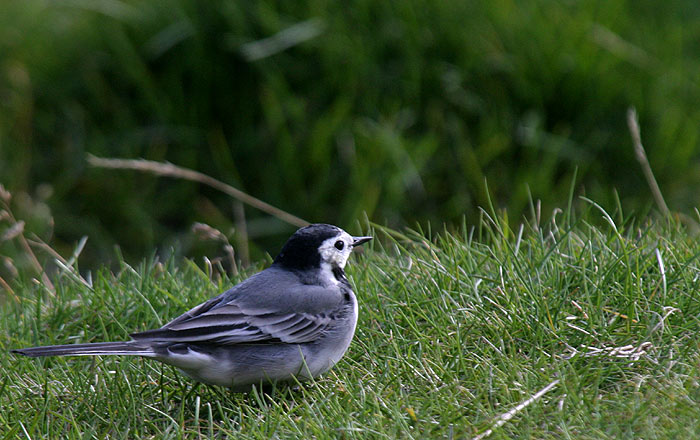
[12,224,372,392]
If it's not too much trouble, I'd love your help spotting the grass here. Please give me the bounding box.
[3,204,700,438]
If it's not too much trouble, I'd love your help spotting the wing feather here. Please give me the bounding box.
[130,267,344,345]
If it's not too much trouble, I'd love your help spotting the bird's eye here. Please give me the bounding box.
[334,240,345,250]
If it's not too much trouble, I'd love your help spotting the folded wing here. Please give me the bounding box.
[131,299,335,345]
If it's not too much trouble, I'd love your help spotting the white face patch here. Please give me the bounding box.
[318,231,354,270]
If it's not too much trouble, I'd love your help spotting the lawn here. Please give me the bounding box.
[3,204,700,438]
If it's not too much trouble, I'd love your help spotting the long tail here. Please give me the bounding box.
[11,341,156,358]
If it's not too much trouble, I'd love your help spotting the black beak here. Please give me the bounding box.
[352,236,373,247]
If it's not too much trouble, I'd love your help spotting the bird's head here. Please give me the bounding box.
[273,224,372,272]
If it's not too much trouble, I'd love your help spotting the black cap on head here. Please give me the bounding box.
[273,224,342,270]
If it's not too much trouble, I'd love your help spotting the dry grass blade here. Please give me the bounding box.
[0,274,17,300]
[562,342,653,361]
[627,107,669,217]
[232,201,249,267]
[87,155,309,228]
[0,185,54,293]
[191,223,228,242]
[27,236,91,288]
[472,379,559,440]
[191,222,240,274]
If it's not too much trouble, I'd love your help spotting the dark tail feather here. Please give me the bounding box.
[11,341,155,358]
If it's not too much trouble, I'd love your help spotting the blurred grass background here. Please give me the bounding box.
[1,0,700,270]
